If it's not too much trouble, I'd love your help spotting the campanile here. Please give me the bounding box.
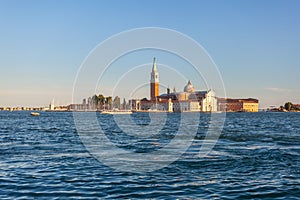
[150,57,159,101]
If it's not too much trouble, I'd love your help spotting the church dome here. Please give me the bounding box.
[184,80,195,93]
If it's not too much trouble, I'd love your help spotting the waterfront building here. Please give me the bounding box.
[292,104,300,110]
[67,103,96,112]
[172,100,200,112]
[218,98,259,112]
[131,58,217,112]
[156,83,217,112]
[67,57,258,113]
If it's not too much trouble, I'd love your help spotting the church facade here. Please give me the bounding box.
[130,58,218,112]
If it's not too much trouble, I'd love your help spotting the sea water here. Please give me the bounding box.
[0,111,299,199]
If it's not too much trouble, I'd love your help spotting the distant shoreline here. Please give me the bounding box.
[1,110,300,113]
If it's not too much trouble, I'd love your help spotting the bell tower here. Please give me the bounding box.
[150,57,159,101]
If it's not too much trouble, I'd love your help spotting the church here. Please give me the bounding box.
[130,58,217,112]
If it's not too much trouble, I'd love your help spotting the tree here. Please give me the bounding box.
[98,94,105,109]
[279,106,284,111]
[106,96,113,110]
[284,102,292,111]
[113,96,121,109]
[87,97,92,105]
[91,95,99,108]
[122,98,127,110]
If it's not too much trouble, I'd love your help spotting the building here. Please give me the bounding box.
[172,100,200,112]
[292,104,300,110]
[156,85,217,112]
[218,98,259,112]
[67,103,96,112]
[131,58,217,112]
[49,99,55,111]
[150,57,159,101]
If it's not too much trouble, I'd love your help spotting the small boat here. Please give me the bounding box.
[30,112,40,116]
[101,109,132,115]
[133,109,168,113]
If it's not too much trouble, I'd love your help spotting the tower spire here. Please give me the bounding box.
[152,57,157,72]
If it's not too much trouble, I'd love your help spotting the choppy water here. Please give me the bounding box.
[0,111,299,199]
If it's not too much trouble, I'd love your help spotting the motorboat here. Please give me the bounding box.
[101,109,132,115]
[30,112,40,116]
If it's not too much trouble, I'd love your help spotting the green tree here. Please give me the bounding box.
[98,94,105,109]
[91,95,99,105]
[284,102,292,111]
[106,96,113,110]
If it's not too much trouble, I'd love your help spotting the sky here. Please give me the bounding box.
[0,0,300,108]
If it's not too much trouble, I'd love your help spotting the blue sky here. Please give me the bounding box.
[0,0,300,108]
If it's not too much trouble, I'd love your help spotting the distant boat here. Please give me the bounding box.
[30,112,40,116]
[213,111,223,113]
[101,109,132,115]
[133,109,167,113]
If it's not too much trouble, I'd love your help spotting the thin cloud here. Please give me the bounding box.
[265,87,292,92]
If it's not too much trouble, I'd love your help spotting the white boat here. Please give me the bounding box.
[101,109,132,115]
[133,109,168,113]
[30,112,40,116]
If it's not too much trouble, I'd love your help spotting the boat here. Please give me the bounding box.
[132,109,168,113]
[101,109,132,115]
[30,112,40,116]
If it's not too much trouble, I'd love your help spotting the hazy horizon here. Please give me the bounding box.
[1,0,300,108]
